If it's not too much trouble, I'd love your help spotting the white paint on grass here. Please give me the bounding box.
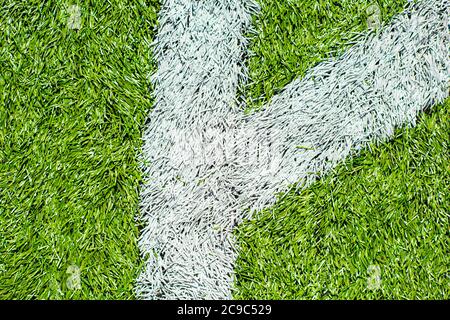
[137,0,259,299]
[138,0,449,299]
[237,0,450,214]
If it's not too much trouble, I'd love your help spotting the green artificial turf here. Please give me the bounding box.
[244,0,410,108]
[1,0,448,300]
[235,102,449,299]
[0,0,160,299]
[235,0,450,299]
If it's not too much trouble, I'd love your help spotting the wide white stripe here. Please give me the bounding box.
[137,0,259,299]
[238,0,450,213]
[138,0,449,299]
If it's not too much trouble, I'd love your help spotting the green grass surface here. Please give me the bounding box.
[1,0,448,300]
[0,0,159,299]
[244,0,409,108]
[235,102,449,299]
[235,0,449,299]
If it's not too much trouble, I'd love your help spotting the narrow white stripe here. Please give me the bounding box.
[138,0,449,299]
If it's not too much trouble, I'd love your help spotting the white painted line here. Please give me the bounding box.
[238,0,450,214]
[137,0,259,299]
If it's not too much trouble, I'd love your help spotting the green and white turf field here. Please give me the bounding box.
[235,0,450,299]
[0,0,448,299]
